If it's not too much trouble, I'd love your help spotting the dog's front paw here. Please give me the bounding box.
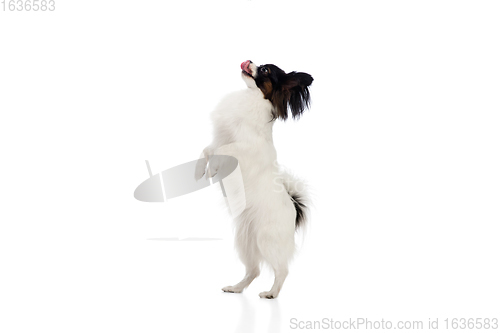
[222,285,243,293]
[194,158,207,181]
[206,155,222,179]
[259,291,278,299]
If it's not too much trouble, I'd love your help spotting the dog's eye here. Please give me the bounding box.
[260,67,269,74]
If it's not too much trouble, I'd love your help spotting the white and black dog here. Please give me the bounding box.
[195,60,313,299]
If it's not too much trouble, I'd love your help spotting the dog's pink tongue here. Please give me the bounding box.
[241,60,250,72]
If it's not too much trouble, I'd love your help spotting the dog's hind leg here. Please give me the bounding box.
[256,221,295,299]
[222,264,260,293]
[258,264,288,299]
[222,228,261,293]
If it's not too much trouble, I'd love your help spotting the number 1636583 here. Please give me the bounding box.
[2,0,55,11]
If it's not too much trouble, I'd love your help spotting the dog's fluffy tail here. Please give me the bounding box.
[282,171,310,231]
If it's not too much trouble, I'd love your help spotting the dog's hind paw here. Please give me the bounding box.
[259,291,278,299]
[222,285,243,293]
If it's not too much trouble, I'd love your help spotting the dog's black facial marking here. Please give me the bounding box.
[254,64,313,121]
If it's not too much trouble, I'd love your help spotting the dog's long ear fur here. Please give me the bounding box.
[272,72,313,121]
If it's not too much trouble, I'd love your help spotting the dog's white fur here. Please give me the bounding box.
[195,64,309,299]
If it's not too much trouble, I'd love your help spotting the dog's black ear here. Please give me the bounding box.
[272,72,313,120]
[285,72,313,119]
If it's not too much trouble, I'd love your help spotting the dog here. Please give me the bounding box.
[194,60,313,298]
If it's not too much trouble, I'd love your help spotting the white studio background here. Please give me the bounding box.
[1,1,499,332]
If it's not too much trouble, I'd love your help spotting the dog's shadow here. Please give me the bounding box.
[231,294,281,333]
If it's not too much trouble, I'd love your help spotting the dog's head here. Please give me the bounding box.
[241,60,313,121]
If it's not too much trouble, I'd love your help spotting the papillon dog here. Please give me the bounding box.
[195,60,313,298]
